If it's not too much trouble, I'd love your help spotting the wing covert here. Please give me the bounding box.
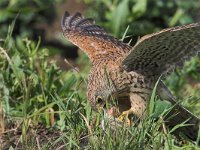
[122,22,200,76]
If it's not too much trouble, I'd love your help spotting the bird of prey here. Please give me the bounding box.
[61,11,200,141]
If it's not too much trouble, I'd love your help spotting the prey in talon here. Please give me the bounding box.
[61,11,200,141]
[106,106,131,126]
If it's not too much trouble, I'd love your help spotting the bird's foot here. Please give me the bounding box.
[117,110,132,126]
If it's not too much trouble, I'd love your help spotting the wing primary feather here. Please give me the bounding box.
[83,25,107,34]
[61,11,82,31]
[61,11,69,31]
[61,12,110,37]
[62,11,132,54]
[69,12,82,27]
[84,29,107,35]
[75,18,94,28]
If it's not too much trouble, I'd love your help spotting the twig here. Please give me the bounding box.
[64,59,79,73]
[36,137,41,150]
[79,112,92,135]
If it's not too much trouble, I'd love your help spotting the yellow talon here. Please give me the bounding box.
[117,111,131,126]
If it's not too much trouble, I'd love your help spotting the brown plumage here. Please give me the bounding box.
[61,12,200,141]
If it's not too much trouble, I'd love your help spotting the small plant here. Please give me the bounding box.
[0,21,88,148]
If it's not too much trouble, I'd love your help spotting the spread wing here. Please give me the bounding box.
[61,11,131,61]
[122,23,200,77]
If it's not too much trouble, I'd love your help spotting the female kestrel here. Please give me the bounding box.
[61,11,200,141]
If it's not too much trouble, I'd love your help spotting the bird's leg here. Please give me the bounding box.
[117,93,148,126]
[117,108,134,126]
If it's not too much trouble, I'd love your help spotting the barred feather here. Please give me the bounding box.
[157,81,200,141]
[122,22,200,77]
[61,11,200,142]
[61,11,131,61]
[62,12,108,36]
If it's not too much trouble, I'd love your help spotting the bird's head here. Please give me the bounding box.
[87,88,112,112]
[88,88,131,128]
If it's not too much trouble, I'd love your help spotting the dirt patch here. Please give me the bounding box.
[1,124,67,150]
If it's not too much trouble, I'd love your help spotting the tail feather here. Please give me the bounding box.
[157,81,200,141]
[165,103,199,141]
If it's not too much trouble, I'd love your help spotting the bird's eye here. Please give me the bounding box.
[96,96,103,105]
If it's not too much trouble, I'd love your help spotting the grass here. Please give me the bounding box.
[0,24,200,149]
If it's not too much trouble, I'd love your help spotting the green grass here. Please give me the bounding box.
[1,25,200,149]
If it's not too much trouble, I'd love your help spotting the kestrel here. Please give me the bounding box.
[61,12,200,141]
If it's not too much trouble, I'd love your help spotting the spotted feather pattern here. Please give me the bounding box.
[61,11,131,62]
[122,22,200,77]
[61,12,200,141]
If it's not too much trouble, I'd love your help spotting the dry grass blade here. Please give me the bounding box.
[80,112,92,135]
[0,101,4,134]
